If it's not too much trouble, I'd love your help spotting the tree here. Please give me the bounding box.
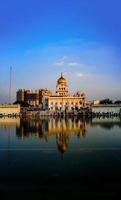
[114,100,121,104]
[100,99,113,104]
[13,101,30,107]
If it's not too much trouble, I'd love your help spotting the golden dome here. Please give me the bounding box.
[57,73,67,85]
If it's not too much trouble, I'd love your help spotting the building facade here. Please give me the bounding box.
[16,88,52,106]
[44,73,87,111]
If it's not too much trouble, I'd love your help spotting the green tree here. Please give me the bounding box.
[114,100,121,104]
[100,99,113,104]
[13,101,30,107]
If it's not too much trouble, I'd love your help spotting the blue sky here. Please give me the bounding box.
[0,0,121,102]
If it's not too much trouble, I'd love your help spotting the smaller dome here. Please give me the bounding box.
[76,91,81,97]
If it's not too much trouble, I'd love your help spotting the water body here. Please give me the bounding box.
[0,117,121,198]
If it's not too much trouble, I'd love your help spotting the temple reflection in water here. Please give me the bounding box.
[16,117,87,153]
[0,116,121,153]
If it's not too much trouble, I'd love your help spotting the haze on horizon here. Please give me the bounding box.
[0,0,121,103]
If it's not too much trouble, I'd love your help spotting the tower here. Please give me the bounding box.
[56,73,69,96]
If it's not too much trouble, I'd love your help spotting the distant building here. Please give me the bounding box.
[0,104,20,116]
[93,100,100,105]
[16,88,52,106]
[44,73,87,111]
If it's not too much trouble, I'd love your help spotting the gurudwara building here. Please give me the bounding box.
[43,73,87,111]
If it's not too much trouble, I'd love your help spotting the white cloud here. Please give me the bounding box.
[54,56,67,66]
[76,72,89,78]
[68,62,80,67]
[54,61,64,66]
[54,57,82,68]
[61,56,68,60]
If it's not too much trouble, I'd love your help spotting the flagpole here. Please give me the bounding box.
[9,66,12,104]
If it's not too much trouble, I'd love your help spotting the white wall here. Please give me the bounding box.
[0,104,20,115]
[92,105,121,114]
